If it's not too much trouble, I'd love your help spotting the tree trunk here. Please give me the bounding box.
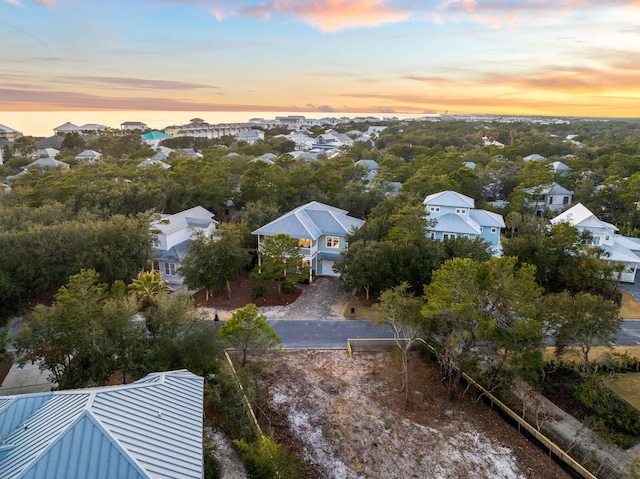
[276,278,282,299]
[205,288,210,302]
[242,347,248,367]
[402,349,409,405]
[226,279,232,300]
[365,286,370,301]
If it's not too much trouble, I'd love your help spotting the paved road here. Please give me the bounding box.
[268,320,393,349]
[618,320,640,346]
[270,319,640,349]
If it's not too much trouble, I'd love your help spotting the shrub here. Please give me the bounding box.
[252,285,267,299]
[281,280,296,294]
[234,434,304,479]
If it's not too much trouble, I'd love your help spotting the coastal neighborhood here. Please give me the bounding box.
[1,113,640,479]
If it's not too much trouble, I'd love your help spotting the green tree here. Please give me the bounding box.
[423,257,541,398]
[543,291,621,375]
[254,234,308,298]
[129,270,172,312]
[11,136,36,158]
[179,224,251,301]
[219,304,281,366]
[14,269,121,388]
[373,283,424,402]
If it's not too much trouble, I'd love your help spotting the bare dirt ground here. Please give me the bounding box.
[253,350,572,479]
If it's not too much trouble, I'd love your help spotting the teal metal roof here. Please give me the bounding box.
[141,131,171,140]
[0,371,203,479]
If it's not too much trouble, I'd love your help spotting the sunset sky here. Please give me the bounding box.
[2,0,640,117]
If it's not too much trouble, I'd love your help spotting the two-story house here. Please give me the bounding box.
[550,203,640,283]
[522,182,574,215]
[151,206,217,287]
[252,201,364,279]
[423,190,505,255]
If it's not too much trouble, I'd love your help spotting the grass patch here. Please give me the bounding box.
[608,373,640,411]
[343,297,374,320]
[542,346,640,362]
[620,291,640,320]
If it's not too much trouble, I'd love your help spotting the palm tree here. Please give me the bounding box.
[129,271,172,333]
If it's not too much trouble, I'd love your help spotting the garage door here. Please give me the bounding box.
[321,260,339,277]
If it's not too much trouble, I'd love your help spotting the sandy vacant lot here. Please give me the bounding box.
[254,350,571,479]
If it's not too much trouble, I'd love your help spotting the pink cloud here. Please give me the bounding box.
[195,0,413,31]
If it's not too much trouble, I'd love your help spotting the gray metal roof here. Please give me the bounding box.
[153,239,190,262]
[0,370,203,479]
[152,206,215,236]
[253,201,364,239]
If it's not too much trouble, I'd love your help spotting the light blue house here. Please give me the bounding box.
[0,370,204,479]
[252,201,364,279]
[423,190,505,255]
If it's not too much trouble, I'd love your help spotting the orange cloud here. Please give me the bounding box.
[295,73,338,79]
[240,0,413,31]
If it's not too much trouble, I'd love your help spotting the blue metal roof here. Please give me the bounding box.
[253,201,364,239]
[432,213,481,235]
[0,371,203,479]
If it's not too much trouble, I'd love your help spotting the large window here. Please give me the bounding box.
[563,196,570,204]
[164,262,176,275]
[299,238,311,248]
[326,236,340,248]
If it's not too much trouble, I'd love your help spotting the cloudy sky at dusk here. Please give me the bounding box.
[2,0,640,117]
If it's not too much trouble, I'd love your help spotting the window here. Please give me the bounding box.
[563,196,569,204]
[480,227,484,233]
[299,238,311,248]
[164,262,176,275]
[605,235,610,241]
[443,233,457,240]
[455,208,466,214]
[152,261,160,271]
[548,196,553,204]
[429,206,440,212]
[326,236,340,248]
[591,236,600,246]
[491,227,497,234]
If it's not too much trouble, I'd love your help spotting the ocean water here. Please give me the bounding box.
[0,111,432,138]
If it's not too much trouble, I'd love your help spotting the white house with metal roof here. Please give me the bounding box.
[75,149,103,162]
[0,370,204,479]
[151,206,217,286]
[252,201,364,278]
[0,124,22,141]
[522,182,573,215]
[550,203,640,283]
[423,190,505,255]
